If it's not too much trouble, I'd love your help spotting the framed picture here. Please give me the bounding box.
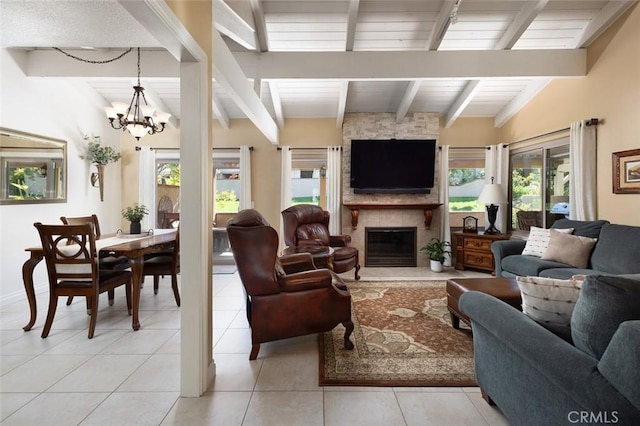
[612,149,640,194]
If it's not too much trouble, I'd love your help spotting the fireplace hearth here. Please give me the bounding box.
[365,227,417,267]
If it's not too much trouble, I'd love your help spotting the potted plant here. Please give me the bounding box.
[420,238,451,273]
[81,135,121,202]
[122,203,149,234]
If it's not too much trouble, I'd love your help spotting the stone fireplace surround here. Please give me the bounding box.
[341,113,441,268]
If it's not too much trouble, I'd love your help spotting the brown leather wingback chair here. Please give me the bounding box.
[227,209,354,360]
[282,204,360,280]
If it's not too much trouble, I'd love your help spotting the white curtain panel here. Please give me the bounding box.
[485,144,510,233]
[438,145,452,266]
[138,146,157,231]
[279,146,292,249]
[239,145,252,210]
[326,146,342,234]
[569,121,597,221]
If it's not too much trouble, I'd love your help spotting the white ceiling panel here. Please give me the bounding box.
[2,0,632,132]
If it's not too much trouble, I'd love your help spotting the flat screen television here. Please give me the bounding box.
[350,139,436,194]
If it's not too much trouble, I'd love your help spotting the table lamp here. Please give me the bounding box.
[478,177,508,234]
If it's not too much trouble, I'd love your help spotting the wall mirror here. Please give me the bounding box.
[0,127,67,204]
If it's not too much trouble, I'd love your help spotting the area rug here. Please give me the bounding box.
[319,280,475,387]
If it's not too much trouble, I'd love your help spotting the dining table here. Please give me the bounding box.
[22,228,177,332]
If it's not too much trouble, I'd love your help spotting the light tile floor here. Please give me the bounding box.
[1,266,510,425]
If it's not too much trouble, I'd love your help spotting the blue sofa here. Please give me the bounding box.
[492,219,640,279]
[460,273,640,426]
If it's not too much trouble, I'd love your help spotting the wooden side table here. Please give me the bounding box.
[453,231,510,274]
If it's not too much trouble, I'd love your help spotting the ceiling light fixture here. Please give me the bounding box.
[105,48,170,140]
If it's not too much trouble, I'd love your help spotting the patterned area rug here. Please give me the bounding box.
[319,280,475,387]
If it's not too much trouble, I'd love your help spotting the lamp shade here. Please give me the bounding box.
[478,182,507,205]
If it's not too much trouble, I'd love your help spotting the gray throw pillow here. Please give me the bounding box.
[571,275,640,359]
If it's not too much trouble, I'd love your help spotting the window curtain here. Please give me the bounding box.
[279,146,292,249]
[326,146,342,235]
[485,144,510,233]
[438,145,452,266]
[569,121,597,221]
[239,145,252,210]
[138,146,157,231]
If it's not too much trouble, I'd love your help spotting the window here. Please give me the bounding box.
[291,149,326,207]
[154,151,243,215]
[448,149,486,228]
[510,139,569,231]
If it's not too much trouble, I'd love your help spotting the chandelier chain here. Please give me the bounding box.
[52,47,133,64]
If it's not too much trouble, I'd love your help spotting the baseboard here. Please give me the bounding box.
[0,281,47,308]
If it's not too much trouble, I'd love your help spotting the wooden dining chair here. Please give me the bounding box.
[142,227,180,306]
[60,214,129,306]
[34,222,132,338]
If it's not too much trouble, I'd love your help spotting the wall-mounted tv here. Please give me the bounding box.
[350,139,436,194]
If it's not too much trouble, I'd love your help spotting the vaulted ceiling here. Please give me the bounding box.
[1,0,635,138]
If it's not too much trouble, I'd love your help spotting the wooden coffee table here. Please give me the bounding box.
[446,277,522,329]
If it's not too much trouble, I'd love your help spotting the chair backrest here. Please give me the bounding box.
[227,209,281,296]
[214,212,237,228]
[163,212,180,229]
[35,223,98,285]
[281,204,331,247]
[60,214,102,237]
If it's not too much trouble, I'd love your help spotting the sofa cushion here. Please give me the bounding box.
[516,275,584,339]
[541,230,598,269]
[551,219,609,238]
[590,224,640,275]
[598,320,640,411]
[521,226,573,257]
[502,255,572,277]
[571,275,640,359]
[539,268,601,280]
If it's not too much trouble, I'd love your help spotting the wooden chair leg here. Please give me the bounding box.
[171,273,180,306]
[87,293,100,339]
[343,320,355,350]
[154,276,160,295]
[125,283,132,315]
[41,294,58,338]
[249,343,260,360]
[108,289,115,306]
[66,296,74,305]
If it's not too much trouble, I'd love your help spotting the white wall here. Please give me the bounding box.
[0,49,124,306]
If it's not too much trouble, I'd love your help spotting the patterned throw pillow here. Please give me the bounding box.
[521,226,574,257]
[516,275,584,338]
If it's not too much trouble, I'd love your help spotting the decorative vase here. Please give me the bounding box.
[90,164,105,202]
[130,221,142,234]
[430,259,443,273]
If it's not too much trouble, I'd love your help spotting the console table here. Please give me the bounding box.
[453,231,510,274]
[343,203,441,230]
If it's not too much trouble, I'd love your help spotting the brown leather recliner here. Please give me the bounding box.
[282,204,360,280]
[227,209,354,360]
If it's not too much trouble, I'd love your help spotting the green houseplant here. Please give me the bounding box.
[122,203,149,234]
[81,135,121,202]
[420,238,451,272]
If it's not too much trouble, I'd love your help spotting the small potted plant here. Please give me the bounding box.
[122,203,149,234]
[420,238,451,272]
[81,135,121,202]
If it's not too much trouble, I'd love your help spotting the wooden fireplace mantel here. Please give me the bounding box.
[342,203,442,230]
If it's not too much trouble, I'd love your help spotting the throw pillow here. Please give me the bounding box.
[516,275,583,338]
[521,226,573,257]
[541,230,597,268]
[571,274,640,359]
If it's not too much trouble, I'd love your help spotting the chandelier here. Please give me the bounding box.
[105,48,171,140]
